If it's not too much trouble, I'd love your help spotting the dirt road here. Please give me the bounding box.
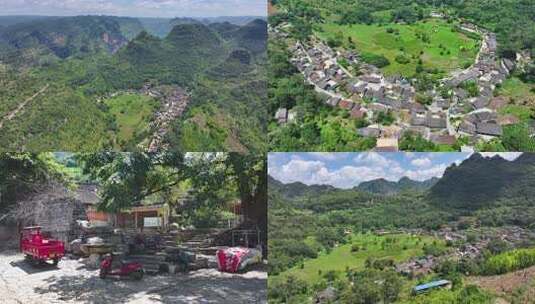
[0,84,49,129]
[0,251,267,304]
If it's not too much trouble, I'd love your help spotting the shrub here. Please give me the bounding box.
[361,53,390,68]
[481,248,535,275]
[395,54,411,64]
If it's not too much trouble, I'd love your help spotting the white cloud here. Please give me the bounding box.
[411,157,432,167]
[354,153,392,168]
[269,153,454,188]
[404,164,448,181]
[268,158,392,189]
[479,152,522,161]
[0,0,267,17]
[307,152,349,161]
[268,159,325,184]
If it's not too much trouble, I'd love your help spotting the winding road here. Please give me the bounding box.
[0,84,49,129]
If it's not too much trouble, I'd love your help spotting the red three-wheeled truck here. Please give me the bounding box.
[20,226,65,266]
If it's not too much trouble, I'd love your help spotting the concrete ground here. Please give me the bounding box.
[0,250,267,304]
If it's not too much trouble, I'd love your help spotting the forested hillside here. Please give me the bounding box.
[0,16,267,152]
[357,176,438,195]
[428,153,535,225]
[0,16,143,64]
[268,153,535,303]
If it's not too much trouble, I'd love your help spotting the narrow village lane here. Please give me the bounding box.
[147,86,190,152]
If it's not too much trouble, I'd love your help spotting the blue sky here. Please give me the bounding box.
[268,152,522,189]
[0,0,266,18]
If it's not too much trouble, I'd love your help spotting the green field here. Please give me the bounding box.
[497,77,535,103]
[104,93,159,147]
[318,19,480,77]
[272,233,444,283]
[500,104,534,122]
[496,77,535,122]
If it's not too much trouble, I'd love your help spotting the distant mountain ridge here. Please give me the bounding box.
[0,15,266,64]
[356,177,439,195]
[172,16,266,26]
[0,16,144,56]
[428,153,535,211]
[106,19,266,90]
[268,175,438,199]
[0,15,53,27]
[269,153,535,209]
[268,175,336,199]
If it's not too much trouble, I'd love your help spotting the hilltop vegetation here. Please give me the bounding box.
[357,176,438,195]
[429,153,535,225]
[0,16,267,152]
[0,16,143,63]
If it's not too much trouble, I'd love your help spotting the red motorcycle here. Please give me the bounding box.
[99,253,144,280]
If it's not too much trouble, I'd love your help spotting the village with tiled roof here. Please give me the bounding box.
[270,16,524,151]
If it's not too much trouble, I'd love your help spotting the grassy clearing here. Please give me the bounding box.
[177,105,236,151]
[497,77,535,103]
[500,105,534,122]
[317,19,479,77]
[273,233,443,283]
[105,93,158,146]
[496,77,535,122]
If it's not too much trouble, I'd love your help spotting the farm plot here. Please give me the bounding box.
[318,19,480,77]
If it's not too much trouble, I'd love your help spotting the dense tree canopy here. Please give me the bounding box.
[78,152,267,236]
[0,153,70,215]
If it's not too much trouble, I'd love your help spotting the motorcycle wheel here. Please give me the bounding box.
[99,269,107,279]
[130,269,144,280]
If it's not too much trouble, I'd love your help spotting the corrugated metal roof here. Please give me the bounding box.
[414,279,451,292]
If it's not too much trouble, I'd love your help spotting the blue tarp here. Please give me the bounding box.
[413,279,451,292]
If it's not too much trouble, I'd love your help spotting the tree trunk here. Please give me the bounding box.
[229,154,267,251]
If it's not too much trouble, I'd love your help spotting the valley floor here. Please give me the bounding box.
[0,250,267,304]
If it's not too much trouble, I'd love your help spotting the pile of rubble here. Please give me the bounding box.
[67,227,259,275]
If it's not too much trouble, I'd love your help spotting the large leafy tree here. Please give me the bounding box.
[77,152,187,212]
[78,152,267,237]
